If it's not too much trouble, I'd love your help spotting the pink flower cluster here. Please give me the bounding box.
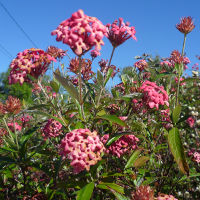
[174,77,185,86]
[186,117,195,128]
[98,59,120,77]
[8,122,22,132]
[9,48,55,85]
[101,134,139,158]
[90,49,100,58]
[134,59,148,72]
[106,18,136,47]
[157,194,178,200]
[139,81,169,110]
[42,119,62,139]
[20,115,32,123]
[60,129,105,174]
[160,61,173,68]
[168,50,190,70]
[51,10,107,56]
[188,149,200,163]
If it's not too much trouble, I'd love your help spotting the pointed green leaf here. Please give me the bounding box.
[76,182,95,200]
[54,72,79,102]
[96,115,127,127]
[50,80,60,93]
[97,70,104,87]
[168,127,189,175]
[97,182,124,194]
[172,104,181,124]
[133,156,150,168]
[104,68,113,87]
[125,150,141,169]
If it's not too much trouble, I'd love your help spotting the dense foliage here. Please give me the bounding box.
[0,10,200,200]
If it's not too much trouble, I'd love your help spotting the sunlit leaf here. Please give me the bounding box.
[54,72,79,102]
[76,182,95,200]
[172,104,181,124]
[125,150,141,169]
[168,127,189,175]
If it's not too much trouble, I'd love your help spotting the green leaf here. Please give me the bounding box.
[111,191,130,200]
[50,80,60,93]
[97,182,124,194]
[172,104,181,124]
[125,150,141,169]
[168,127,189,175]
[97,70,104,87]
[96,115,127,127]
[54,72,79,102]
[104,68,113,87]
[76,182,95,200]
[133,156,150,168]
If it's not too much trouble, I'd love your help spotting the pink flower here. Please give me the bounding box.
[101,134,139,158]
[160,61,173,68]
[186,117,195,128]
[90,49,100,58]
[174,77,185,86]
[60,129,105,174]
[51,10,107,56]
[176,16,195,35]
[106,18,136,47]
[134,59,148,72]
[157,194,178,200]
[9,48,55,85]
[8,122,22,132]
[42,119,62,139]
[20,115,32,123]
[140,81,169,110]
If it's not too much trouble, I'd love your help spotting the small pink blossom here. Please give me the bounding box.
[90,49,101,58]
[60,129,105,174]
[101,134,139,158]
[174,77,185,86]
[8,122,22,132]
[134,59,148,72]
[42,119,62,139]
[157,194,178,200]
[139,81,169,110]
[186,116,195,128]
[160,61,173,68]
[106,18,136,47]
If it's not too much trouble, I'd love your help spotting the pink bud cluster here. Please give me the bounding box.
[160,61,173,68]
[101,134,139,158]
[98,59,120,78]
[106,104,120,114]
[60,129,105,174]
[174,77,185,86]
[168,50,190,70]
[186,117,195,128]
[139,81,169,110]
[9,48,56,85]
[157,194,178,200]
[106,18,136,47]
[42,119,62,139]
[90,49,101,58]
[20,115,32,123]
[51,10,107,56]
[134,59,148,72]
[188,149,200,163]
[8,122,22,132]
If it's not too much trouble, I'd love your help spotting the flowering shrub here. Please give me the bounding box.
[0,10,200,200]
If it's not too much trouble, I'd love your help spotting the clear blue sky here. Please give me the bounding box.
[0,0,200,76]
